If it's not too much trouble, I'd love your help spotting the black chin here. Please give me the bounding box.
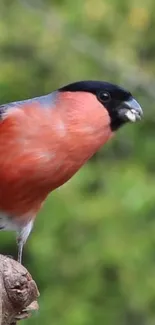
[110,117,128,131]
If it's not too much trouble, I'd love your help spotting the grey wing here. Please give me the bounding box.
[0,91,57,118]
[0,91,57,116]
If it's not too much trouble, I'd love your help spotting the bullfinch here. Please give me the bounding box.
[0,80,143,263]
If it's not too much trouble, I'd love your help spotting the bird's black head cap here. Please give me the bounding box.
[59,80,142,131]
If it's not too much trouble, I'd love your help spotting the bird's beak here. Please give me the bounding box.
[118,98,143,122]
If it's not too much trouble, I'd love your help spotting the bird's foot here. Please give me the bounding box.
[15,301,39,320]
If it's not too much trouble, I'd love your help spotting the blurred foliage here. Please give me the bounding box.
[0,0,155,324]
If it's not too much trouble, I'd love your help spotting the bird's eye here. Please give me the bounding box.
[98,91,111,103]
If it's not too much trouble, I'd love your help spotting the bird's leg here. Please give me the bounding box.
[16,220,34,264]
[17,237,24,264]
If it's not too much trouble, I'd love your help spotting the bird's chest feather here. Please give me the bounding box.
[0,100,112,216]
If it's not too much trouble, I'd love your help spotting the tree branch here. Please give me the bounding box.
[0,255,39,325]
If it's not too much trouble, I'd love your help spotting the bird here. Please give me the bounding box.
[0,80,143,263]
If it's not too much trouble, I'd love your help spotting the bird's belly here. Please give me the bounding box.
[47,152,90,190]
[0,142,95,217]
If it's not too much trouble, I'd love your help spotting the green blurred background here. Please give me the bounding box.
[0,0,155,324]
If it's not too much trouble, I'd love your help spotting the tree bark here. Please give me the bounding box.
[0,255,39,325]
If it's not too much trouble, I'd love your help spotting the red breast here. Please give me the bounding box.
[0,91,113,220]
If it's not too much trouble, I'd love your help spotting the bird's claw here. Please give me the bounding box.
[15,301,39,320]
[15,310,31,320]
